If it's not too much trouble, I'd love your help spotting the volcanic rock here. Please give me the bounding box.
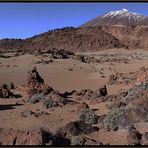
[62,121,96,136]
[0,83,14,98]
[141,132,148,145]
[95,85,108,97]
[127,128,142,145]
[77,102,89,112]
[21,109,34,117]
[0,128,43,145]
[27,67,53,96]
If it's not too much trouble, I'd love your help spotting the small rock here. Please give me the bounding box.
[21,110,34,117]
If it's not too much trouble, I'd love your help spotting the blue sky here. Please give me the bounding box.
[0,2,148,39]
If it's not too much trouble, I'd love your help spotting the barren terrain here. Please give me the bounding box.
[0,48,148,145]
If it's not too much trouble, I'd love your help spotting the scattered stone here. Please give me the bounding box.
[0,83,15,98]
[72,55,85,62]
[82,135,103,145]
[141,132,148,145]
[95,85,108,97]
[8,82,15,90]
[77,102,89,112]
[68,68,73,71]
[108,74,118,85]
[21,109,34,117]
[63,121,97,136]
[44,48,75,59]
[127,129,142,145]
[0,128,43,145]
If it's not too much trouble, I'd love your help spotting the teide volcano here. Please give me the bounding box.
[80,9,148,27]
[0,9,148,52]
[80,9,148,49]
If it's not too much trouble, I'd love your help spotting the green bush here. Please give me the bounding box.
[71,136,85,146]
[104,108,125,131]
[79,109,98,124]
[43,98,59,109]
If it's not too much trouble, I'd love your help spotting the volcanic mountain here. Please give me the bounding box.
[80,9,148,49]
[80,9,148,27]
[0,9,148,52]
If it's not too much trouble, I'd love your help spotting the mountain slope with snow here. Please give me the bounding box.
[80,9,148,27]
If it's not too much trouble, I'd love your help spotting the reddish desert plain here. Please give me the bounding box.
[0,48,148,145]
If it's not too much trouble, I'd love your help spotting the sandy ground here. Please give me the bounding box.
[0,48,148,145]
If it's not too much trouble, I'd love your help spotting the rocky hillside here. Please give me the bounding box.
[101,25,148,49]
[0,27,127,53]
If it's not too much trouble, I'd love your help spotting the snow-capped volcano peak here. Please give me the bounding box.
[79,9,148,28]
[101,9,146,22]
[122,8,128,12]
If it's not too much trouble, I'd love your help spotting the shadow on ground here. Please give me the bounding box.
[0,103,22,111]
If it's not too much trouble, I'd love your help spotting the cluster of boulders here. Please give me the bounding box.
[74,85,108,102]
[135,67,148,85]
[72,53,131,64]
[0,128,43,145]
[0,83,15,98]
[97,73,148,145]
[72,52,148,65]
[34,48,75,59]
[27,67,73,108]
[34,59,53,65]
[0,121,102,146]
[56,120,102,146]
[107,72,135,85]
[107,67,148,86]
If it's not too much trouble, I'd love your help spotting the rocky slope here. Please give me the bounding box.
[101,25,148,49]
[0,27,127,53]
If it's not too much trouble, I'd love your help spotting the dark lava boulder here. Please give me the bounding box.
[62,121,97,136]
[0,83,15,98]
[95,85,108,97]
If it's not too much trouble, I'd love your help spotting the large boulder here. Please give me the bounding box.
[27,67,54,96]
[62,121,97,136]
[95,85,108,97]
[27,67,44,87]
